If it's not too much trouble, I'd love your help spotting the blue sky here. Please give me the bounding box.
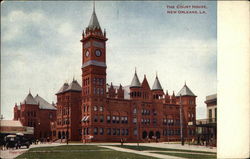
[1,1,217,119]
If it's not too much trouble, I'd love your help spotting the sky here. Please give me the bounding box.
[1,1,217,120]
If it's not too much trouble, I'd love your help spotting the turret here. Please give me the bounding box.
[117,84,124,99]
[108,83,116,98]
[151,74,164,100]
[165,90,170,104]
[130,69,141,99]
[176,82,197,139]
[171,91,176,104]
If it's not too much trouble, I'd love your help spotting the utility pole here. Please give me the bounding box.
[137,104,140,148]
[66,103,70,145]
[180,94,184,145]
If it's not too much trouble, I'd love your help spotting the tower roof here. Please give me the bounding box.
[152,75,163,91]
[22,92,37,105]
[56,83,69,95]
[34,95,56,110]
[177,83,196,96]
[88,6,101,30]
[65,79,82,92]
[130,71,141,88]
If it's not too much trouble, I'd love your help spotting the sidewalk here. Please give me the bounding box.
[125,142,217,153]
[100,145,185,159]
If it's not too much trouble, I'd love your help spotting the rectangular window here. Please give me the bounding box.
[112,116,116,123]
[124,117,128,124]
[100,106,103,112]
[133,108,137,114]
[107,116,111,123]
[112,128,116,135]
[86,128,89,135]
[100,128,104,135]
[107,128,111,135]
[163,119,167,124]
[125,129,129,135]
[153,118,157,124]
[100,116,104,122]
[116,116,120,123]
[121,117,124,123]
[133,128,138,136]
[83,128,86,135]
[209,109,212,122]
[94,128,98,135]
[94,106,98,111]
[117,129,120,135]
[133,117,137,124]
[121,129,125,135]
[94,116,98,122]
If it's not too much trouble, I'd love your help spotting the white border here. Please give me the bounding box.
[218,1,250,158]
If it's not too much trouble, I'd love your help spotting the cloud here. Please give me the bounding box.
[2,10,47,42]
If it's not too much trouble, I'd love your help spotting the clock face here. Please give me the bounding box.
[85,50,90,57]
[95,50,102,57]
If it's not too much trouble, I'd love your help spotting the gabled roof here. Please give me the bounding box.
[34,95,56,110]
[177,84,196,96]
[65,80,82,92]
[22,93,38,105]
[141,75,150,90]
[88,8,101,30]
[56,83,69,95]
[152,76,163,91]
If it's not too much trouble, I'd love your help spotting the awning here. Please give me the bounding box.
[85,116,89,121]
[81,116,89,122]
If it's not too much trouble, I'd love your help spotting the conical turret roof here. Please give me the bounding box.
[88,6,101,30]
[177,83,196,96]
[152,75,163,91]
[22,92,38,105]
[130,71,141,88]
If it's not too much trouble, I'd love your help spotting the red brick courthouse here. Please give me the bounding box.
[14,6,197,143]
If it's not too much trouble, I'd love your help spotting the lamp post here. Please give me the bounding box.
[180,94,184,145]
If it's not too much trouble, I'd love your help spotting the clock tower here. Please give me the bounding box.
[80,5,108,141]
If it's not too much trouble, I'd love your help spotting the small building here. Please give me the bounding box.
[205,94,217,122]
[196,94,217,146]
[13,92,56,140]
